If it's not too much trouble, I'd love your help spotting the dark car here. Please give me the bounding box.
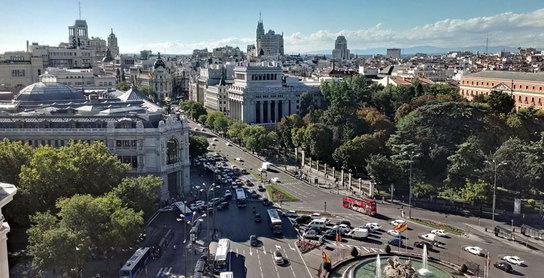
[335,220,352,228]
[322,229,337,240]
[258,185,266,192]
[494,262,513,273]
[254,213,262,223]
[413,241,433,250]
[263,198,271,206]
[251,193,259,199]
[388,237,403,247]
[245,180,254,187]
[250,235,260,247]
[295,215,312,224]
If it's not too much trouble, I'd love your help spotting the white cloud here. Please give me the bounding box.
[131,8,544,53]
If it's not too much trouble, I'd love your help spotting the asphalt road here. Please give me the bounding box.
[188,119,544,278]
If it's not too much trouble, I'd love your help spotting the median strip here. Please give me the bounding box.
[409,217,464,235]
[266,185,299,202]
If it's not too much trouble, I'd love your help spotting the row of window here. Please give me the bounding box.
[11,70,25,77]
[460,90,543,106]
[462,79,544,91]
[27,139,104,147]
[250,73,279,81]
[116,140,137,148]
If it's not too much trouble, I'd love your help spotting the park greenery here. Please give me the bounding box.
[274,75,544,205]
[0,140,162,275]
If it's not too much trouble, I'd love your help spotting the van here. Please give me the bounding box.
[348,228,369,240]
[308,218,327,230]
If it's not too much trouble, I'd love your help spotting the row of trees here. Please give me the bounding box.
[179,101,278,154]
[277,74,544,203]
[0,139,162,275]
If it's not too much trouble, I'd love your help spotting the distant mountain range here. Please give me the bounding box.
[294,45,528,56]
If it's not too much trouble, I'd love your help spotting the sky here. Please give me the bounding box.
[1,0,544,54]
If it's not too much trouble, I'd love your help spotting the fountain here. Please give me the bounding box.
[376,254,382,278]
[418,244,431,276]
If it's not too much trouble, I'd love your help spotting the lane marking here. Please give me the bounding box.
[295,237,313,278]
[288,243,296,251]
[156,267,163,277]
[256,248,265,278]
[371,248,378,253]
[363,246,370,252]
[282,248,297,277]
[276,245,281,250]
[236,248,239,257]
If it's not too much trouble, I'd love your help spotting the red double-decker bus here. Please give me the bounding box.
[342,196,377,216]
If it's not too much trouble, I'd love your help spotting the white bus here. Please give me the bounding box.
[220,272,234,278]
[267,209,283,235]
[214,238,230,272]
[235,188,247,208]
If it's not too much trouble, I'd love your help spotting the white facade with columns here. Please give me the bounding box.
[226,62,319,127]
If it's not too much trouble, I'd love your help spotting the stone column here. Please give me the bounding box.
[332,167,335,180]
[301,150,305,167]
[294,148,298,162]
[358,178,362,195]
[316,160,319,172]
[267,100,272,123]
[348,173,352,190]
[309,157,312,170]
[324,164,327,176]
[274,100,279,122]
[340,169,344,187]
[260,101,264,124]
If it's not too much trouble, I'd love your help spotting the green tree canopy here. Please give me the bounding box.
[486,91,515,114]
[214,115,231,133]
[458,179,491,205]
[116,81,131,91]
[111,175,162,219]
[179,100,207,120]
[189,135,209,158]
[227,122,248,143]
[332,133,383,172]
[0,138,33,185]
[299,91,314,117]
[303,123,333,160]
[277,114,304,151]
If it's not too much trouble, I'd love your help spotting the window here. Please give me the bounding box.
[167,139,178,164]
[118,155,138,168]
[11,70,25,77]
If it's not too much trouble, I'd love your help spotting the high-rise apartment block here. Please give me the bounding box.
[386,48,401,59]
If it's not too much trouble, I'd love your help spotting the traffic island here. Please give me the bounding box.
[265,185,299,202]
[410,217,464,235]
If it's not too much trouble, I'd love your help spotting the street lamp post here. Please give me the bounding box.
[403,151,420,219]
[485,159,507,232]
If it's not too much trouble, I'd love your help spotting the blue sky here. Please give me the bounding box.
[1,0,544,54]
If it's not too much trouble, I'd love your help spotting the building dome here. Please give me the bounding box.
[154,52,166,69]
[16,74,86,103]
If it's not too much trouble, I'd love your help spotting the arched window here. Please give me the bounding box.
[167,139,178,164]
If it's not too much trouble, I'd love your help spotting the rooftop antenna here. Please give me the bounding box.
[259,11,262,22]
[78,1,81,20]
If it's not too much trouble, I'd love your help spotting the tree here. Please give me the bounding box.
[197,114,208,124]
[111,175,162,219]
[15,142,130,225]
[206,111,224,128]
[138,85,158,101]
[291,127,306,149]
[264,131,279,149]
[458,179,491,205]
[116,81,131,91]
[189,135,209,158]
[277,114,304,151]
[412,182,435,199]
[227,122,248,143]
[179,100,207,120]
[332,133,383,172]
[303,123,333,160]
[444,136,486,191]
[0,138,33,185]
[299,91,314,117]
[487,91,515,114]
[366,154,404,191]
[214,115,230,134]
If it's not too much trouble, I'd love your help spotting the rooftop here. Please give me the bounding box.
[466,71,544,82]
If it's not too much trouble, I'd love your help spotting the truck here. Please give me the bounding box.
[235,188,247,208]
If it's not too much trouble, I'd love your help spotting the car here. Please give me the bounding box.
[418,233,436,242]
[251,193,259,199]
[494,262,513,273]
[254,213,262,223]
[271,177,280,183]
[321,229,338,240]
[502,256,524,266]
[235,157,243,162]
[262,198,271,206]
[387,229,400,237]
[210,142,216,146]
[430,229,448,237]
[158,204,175,212]
[225,142,232,146]
[283,210,298,218]
[390,219,406,226]
[245,180,254,187]
[413,241,433,250]
[241,169,248,175]
[200,128,205,131]
[212,138,218,141]
[388,237,403,247]
[335,220,352,228]
[364,223,381,232]
[224,190,232,200]
[250,235,260,247]
[332,224,351,234]
[303,229,319,239]
[211,198,221,205]
[310,213,321,219]
[348,228,369,240]
[274,251,284,265]
[257,185,266,192]
[464,246,482,256]
[295,215,312,224]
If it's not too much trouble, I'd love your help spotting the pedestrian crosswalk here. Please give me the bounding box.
[156,266,172,277]
[323,242,382,254]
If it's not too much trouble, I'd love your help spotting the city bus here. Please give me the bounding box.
[119,247,151,278]
[267,208,283,235]
[235,188,247,208]
[342,195,377,216]
[214,238,230,273]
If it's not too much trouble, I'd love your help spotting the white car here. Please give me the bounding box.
[271,177,280,183]
[332,224,351,234]
[364,223,381,232]
[210,142,216,146]
[387,229,400,237]
[282,210,298,218]
[200,128,205,131]
[310,213,321,219]
[212,138,218,141]
[390,219,406,226]
[418,233,436,242]
[235,157,242,162]
[225,142,232,146]
[431,229,448,237]
[502,255,524,266]
[464,246,482,256]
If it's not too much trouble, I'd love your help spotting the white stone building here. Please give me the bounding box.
[0,75,190,200]
[45,67,116,91]
[332,36,350,60]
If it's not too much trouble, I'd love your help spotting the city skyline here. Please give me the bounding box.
[1,0,544,54]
